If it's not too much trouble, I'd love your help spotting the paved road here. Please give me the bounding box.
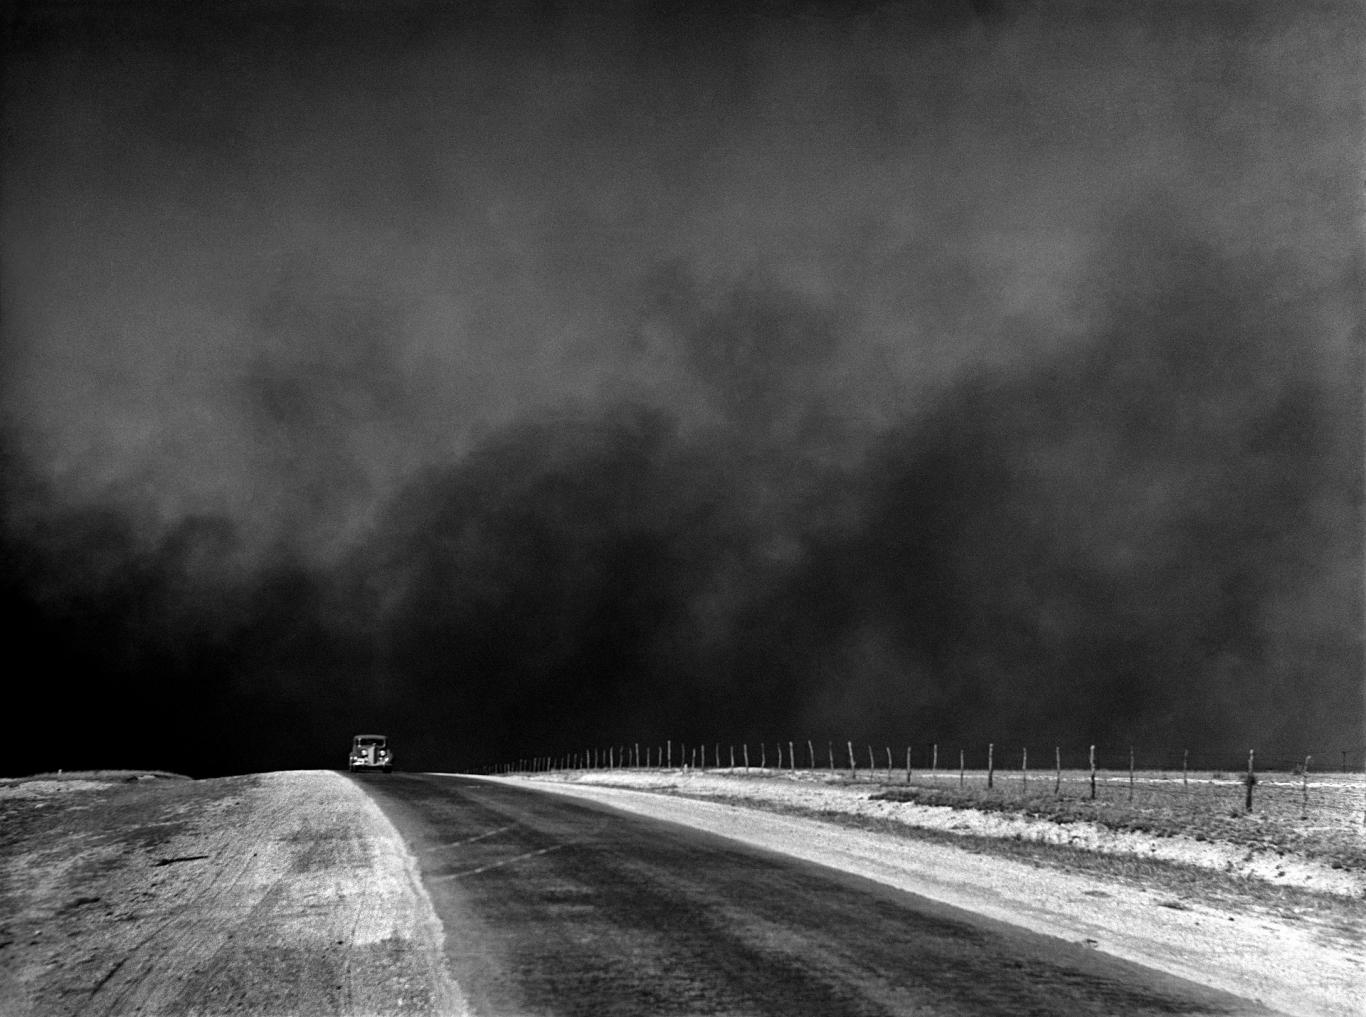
[357,774,1270,1017]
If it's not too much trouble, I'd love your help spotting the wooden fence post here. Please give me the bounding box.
[1245,749,1256,812]
[847,740,856,779]
[828,742,835,774]
[777,742,783,769]
[1183,749,1188,788]
[1089,744,1097,800]
[808,740,816,770]
[730,745,736,769]
[867,745,875,774]
[743,744,750,772]
[790,741,796,774]
[1302,755,1312,819]
[1129,745,1135,802]
[959,748,965,788]
[906,745,912,784]
[761,743,767,769]
[667,740,672,769]
[987,743,994,789]
[932,743,938,775]
[1022,746,1028,790]
[1054,746,1061,795]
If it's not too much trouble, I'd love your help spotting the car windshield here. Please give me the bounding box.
[356,737,386,747]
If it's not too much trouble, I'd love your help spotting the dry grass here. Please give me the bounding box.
[860,768,1366,871]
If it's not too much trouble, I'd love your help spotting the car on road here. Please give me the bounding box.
[348,733,393,773]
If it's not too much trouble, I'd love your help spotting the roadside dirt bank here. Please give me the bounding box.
[0,770,467,1017]
[482,771,1363,1017]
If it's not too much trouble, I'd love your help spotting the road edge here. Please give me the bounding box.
[343,772,475,1017]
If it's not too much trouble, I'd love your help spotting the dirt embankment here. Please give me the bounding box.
[0,771,466,1017]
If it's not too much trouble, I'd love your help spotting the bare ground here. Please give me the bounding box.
[0,770,467,1017]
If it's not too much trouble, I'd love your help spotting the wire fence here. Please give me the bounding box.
[483,739,1366,828]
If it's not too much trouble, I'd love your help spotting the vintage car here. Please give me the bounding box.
[348,733,393,773]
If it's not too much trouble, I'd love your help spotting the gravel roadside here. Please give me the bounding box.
[0,770,467,1017]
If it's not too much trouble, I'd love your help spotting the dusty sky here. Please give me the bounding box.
[2,0,1361,775]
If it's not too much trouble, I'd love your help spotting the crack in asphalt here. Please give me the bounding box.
[430,842,571,880]
[430,825,516,849]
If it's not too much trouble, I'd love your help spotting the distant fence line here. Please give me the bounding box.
[484,741,1366,779]
[480,739,1366,821]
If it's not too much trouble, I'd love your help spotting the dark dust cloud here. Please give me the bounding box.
[2,2,1360,776]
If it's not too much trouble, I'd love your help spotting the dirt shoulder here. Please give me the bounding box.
[486,770,1364,1017]
[0,770,467,1017]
